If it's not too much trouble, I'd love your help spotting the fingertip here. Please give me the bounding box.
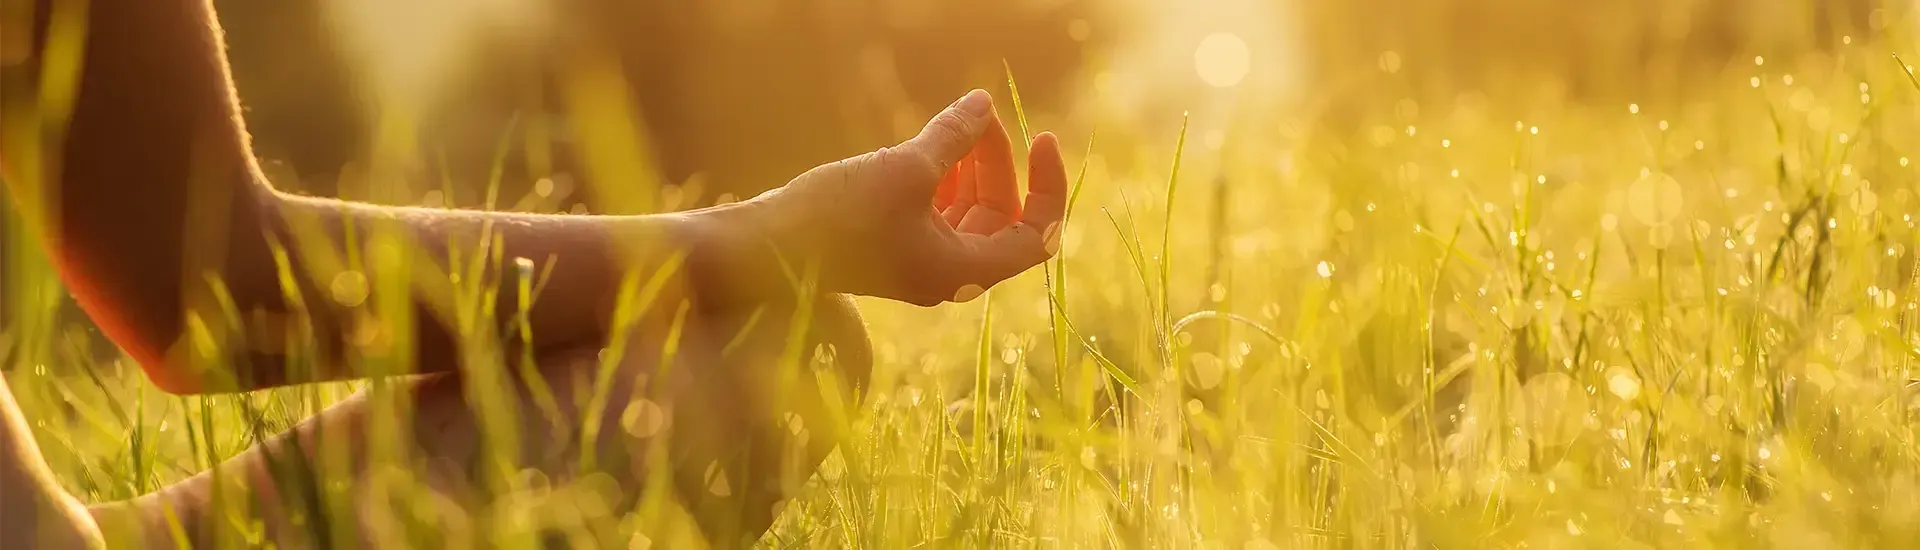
[1026,133,1069,196]
[1032,131,1060,150]
[957,89,993,118]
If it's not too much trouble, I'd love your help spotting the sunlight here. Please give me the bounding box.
[1096,0,1299,113]
[323,0,547,111]
[1193,32,1248,88]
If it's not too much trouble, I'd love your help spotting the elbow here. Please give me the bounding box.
[129,338,289,396]
[140,362,208,395]
[60,289,213,395]
[117,334,212,396]
[84,308,225,396]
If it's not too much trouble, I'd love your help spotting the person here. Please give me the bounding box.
[0,0,1068,547]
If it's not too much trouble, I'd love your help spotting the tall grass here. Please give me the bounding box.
[11,29,1920,550]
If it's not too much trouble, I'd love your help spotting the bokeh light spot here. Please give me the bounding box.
[1195,33,1250,88]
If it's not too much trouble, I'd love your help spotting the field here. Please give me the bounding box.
[10,4,1920,549]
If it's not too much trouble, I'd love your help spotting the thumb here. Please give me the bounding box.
[895,89,994,182]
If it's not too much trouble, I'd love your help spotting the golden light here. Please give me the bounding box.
[1194,32,1250,88]
[326,0,546,110]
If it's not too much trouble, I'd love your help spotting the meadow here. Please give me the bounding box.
[9,5,1920,549]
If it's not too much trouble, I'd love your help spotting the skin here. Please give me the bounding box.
[0,0,1068,547]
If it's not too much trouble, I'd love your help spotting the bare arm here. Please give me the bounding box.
[2,0,713,392]
[1,0,1066,541]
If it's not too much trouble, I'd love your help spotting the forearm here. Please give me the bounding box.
[239,193,699,387]
[4,0,723,391]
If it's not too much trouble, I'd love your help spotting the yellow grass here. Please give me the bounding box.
[10,5,1920,548]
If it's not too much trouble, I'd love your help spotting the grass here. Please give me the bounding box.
[11,27,1920,550]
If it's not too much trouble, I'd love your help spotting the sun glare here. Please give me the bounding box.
[1194,32,1250,88]
[326,0,546,110]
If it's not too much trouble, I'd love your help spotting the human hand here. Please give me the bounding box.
[708,89,1068,306]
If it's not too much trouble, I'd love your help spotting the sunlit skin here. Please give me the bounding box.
[0,0,1066,547]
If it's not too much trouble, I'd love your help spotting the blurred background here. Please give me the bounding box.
[13,1,1920,546]
[7,0,1896,353]
[198,0,1881,204]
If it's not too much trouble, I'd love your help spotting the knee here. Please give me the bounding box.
[808,294,873,390]
[693,292,872,393]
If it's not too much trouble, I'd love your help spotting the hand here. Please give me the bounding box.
[712,89,1068,306]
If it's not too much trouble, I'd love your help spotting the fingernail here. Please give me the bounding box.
[956,89,991,117]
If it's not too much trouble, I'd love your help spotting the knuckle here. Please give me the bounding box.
[879,147,943,182]
[930,110,977,141]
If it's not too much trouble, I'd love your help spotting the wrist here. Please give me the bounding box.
[674,197,819,305]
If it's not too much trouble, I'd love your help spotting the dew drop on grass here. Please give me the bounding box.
[1627,172,1683,225]
[1523,372,1587,446]
[1377,51,1402,74]
[1607,367,1642,400]
[705,463,734,496]
[1851,189,1878,214]
[1066,19,1091,42]
[1648,223,1673,249]
[1805,363,1837,394]
[1316,261,1334,278]
[330,271,370,307]
[621,399,667,438]
[1190,352,1222,390]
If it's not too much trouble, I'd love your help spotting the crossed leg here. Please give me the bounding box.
[91,294,872,549]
